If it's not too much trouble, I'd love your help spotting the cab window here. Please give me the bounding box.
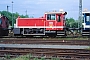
[57,15,61,22]
[47,14,56,20]
[86,16,90,22]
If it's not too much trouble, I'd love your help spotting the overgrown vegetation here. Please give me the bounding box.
[11,54,60,60]
[42,37,89,40]
[0,11,29,26]
[86,46,90,50]
[66,18,79,28]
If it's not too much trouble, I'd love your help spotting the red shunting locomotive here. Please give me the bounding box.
[13,9,67,37]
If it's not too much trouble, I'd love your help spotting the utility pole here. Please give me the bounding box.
[25,10,27,16]
[7,5,10,12]
[7,5,10,16]
[79,0,82,29]
[25,10,28,18]
[12,1,14,28]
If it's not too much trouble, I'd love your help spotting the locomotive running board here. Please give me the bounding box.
[57,34,65,35]
[82,32,90,36]
[57,31,66,36]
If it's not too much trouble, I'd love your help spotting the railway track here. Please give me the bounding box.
[0,38,90,45]
[0,48,90,60]
[0,38,90,60]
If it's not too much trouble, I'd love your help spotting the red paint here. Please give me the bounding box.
[18,18,46,26]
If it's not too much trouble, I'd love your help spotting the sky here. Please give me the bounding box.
[0,0,90,20]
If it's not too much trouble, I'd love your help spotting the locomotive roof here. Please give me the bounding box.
[82,11,90,14]
[45,11,67,15]
[82,11,90,16]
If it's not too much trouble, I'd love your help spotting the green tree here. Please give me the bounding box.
[0,11,29,26]
[66,18,78,28]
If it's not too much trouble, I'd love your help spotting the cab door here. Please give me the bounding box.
[46,14,56,30]
[56,14,64,30]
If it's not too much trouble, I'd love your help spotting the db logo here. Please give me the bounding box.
[49,22,53,27]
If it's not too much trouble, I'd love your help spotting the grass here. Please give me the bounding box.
[42,37,89,40]
[11,54,60,60]
[11,54,31,60]
[86,46,90,50]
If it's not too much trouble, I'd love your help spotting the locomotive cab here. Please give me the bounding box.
[82,9,90,36]
[45,9,67,36]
